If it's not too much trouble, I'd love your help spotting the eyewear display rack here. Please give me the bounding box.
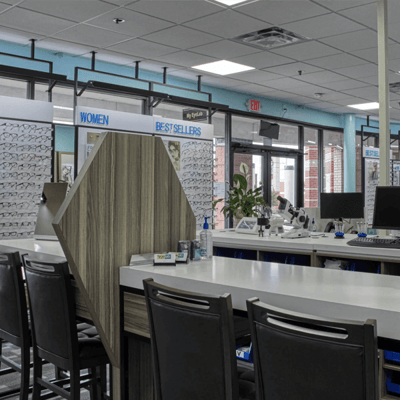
[0,97,54,240]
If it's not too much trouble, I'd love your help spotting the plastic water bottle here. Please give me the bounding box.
[312,218,317,233]
[200,217,213,260]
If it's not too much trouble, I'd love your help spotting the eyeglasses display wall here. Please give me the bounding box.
[0,119,52,240]
[162,137,213,229]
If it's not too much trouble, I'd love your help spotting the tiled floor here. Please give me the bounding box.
[0,341,93,400]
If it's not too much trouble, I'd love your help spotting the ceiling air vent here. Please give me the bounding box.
[234,27,310,50]
[390,82,400,94]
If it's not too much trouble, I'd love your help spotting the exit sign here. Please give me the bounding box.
[247,99,261,112]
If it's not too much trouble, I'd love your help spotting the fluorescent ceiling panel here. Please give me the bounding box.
[348,102,380,110]
[192,60,254,76]
[213,0,249,5]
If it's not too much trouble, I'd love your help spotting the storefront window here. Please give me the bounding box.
[323,131,344,193]
[304,128,319,208]
[0,77,27,99]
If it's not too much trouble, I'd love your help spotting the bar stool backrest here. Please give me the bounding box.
[143,278,239,400]
[0,252,28,347]
[24,258,78,371]
[247,298,378,400]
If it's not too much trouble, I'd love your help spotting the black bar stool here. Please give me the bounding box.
[0,252,30,400]
[143,278,256,400]
[24,258,110,400]
[247,298,378,400]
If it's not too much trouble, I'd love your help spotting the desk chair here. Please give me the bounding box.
[143,278,256,400]
[0,252,30,400]
[24,258,110,400]
[247,298,378,400]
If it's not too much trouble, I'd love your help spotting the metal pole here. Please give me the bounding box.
[30,39,36,59]
[225,113,232,228]
[91,51,96,71]
[163,67,168,84]
[135,61,140,79]
[377,0,390,188]
[297,126,304,207]
[197,75,202,92]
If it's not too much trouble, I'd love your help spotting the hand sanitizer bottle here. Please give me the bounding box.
[312,218,317,233]
[200,217,213,260]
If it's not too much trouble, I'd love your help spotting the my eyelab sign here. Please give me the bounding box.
[75,107,213,140]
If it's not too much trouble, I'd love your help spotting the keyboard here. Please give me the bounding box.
[347,237,400,249]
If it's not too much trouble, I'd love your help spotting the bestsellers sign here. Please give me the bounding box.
[76,107,213,140]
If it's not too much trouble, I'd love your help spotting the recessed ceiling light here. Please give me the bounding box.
[328,143,332,146]
[192,60,255,76]
[348,102,380,110]
[213,0,250,5]
[113,18,125,24]
[307,140,315,144]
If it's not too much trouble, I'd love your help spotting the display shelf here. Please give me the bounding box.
[0,119,52,240]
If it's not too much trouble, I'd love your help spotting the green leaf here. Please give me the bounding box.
[233,174,247,191]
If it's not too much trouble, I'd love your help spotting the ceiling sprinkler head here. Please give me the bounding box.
[113,18,125,24]
[314,93,324,99]
[298,70,303,76]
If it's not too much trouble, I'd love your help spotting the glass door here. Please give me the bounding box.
[271,155,297,210]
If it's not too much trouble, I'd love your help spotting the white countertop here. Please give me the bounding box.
[121,256,400,341]
[0,239,66,262]
[211,230,400,260]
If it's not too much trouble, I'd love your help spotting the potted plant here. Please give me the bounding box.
[215,162,266,223]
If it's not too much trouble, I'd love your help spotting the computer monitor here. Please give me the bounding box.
[373,186,400,230]
[259,120,280,140]
[320,193,364,219]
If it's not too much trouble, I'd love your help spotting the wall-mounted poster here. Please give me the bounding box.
[57,151,75,187]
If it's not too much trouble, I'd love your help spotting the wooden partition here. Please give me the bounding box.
[53,132,196,398]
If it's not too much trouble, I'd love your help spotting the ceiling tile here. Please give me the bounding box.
[255,77,310,91]
[390,44,400,61]
[185,9,270,39]
[389,58,400,73]
[229,51,294,69]
[317,79,370,91]
[237,1,329,25]
[312,1,376,12]
[269,41,341,61]
[342,86,379,101]
[0,2,10,12]
[352,47,378,64]
[106,38,178,58]
[142,26,220,50]
[191,40,260,59]
[0,26,45,44]
[155,50,218,68]
[296,70,348,84]
[199,75,250,88]
[306,53,368,70]
[328,96,367,106]
[85,8,173,36]
[0,0,26,5]
[282,13,365,39]
[19,1,117,23]
[37,38,92,55]
[320,29,378,53]
[316,92,355,102]
[265,62,323,77]
[358,73,399,85]
[389,22,400,42]
[99,0,136,5]
[0,7,76,35]
[126,0,222,23]
[339,3,377,30]
[232,69,282,84]
[53,25,131,48]
[334,63,378,79]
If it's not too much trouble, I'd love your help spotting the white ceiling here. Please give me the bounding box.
[0,0,400,120]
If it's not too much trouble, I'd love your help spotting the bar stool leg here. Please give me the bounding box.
[89,367,99,400]
[20,342,30,400]
[99,365,106,399]
[71,369,81,400]
[32,354,43,400]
